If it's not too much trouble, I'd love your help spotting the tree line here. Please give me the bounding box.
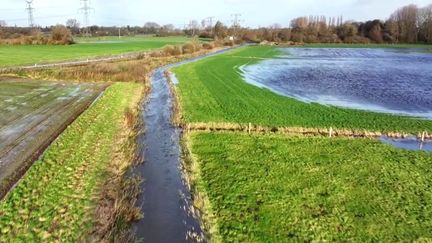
[216,4,432,44]
[0,3,430,45]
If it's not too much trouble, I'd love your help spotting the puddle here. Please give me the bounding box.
[380,136,432,152]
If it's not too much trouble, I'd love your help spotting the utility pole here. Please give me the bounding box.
[78,0,94,36]
[207,16,215,35]
[25,0,35,28]
[231,13,242,40]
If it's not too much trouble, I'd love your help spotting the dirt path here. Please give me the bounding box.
[132,47,238,242]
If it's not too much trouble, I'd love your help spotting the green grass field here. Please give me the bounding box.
[0,36,190,67]
[0,82,143,241]
[188,132,432,242]
[173,46,432,134]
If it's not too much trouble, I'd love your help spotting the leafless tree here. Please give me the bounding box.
[390,4,419,43]
[418,4,432,43]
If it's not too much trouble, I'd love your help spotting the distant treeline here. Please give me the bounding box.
[226,4,432,44]
[0,3,431,45]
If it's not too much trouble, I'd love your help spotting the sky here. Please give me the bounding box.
[0,0,431,28]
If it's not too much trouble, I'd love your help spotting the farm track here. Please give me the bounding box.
[0,83,107,199]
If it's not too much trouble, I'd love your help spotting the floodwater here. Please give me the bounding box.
[133,47,237,242]
[380,136,432,152]
[241,48,432,119]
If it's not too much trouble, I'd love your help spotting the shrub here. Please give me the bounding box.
[182,42,196,54]
[202,42,214,50]
[51,25,74,45]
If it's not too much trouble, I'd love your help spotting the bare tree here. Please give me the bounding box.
[214,21,227,39]
[418,4,432,43]
[143,22,160,34]
[66,19,80,35]
[187,20,199,36]
[0,20,6,27]
[390,4,419,43]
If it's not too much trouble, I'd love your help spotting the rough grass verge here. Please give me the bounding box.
[0,82,144,242]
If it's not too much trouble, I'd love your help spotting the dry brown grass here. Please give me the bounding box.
[90,85,145,243]
[10,43,222,86]
[181,122,428,139]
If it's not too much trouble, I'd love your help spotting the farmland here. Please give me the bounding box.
[173,46,432,134]
[0,36,190,67]
[0,78,106,197]
[187,132,432,242]
[0,82,143,241]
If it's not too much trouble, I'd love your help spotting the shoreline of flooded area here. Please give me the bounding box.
[380,136,432,152]
[240,47,432,119]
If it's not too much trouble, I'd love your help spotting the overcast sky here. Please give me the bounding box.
[0,0,431,27]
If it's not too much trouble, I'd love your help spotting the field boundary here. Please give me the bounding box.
[181,122,431,140]
[166,70,431,141]
[0,50,153,72]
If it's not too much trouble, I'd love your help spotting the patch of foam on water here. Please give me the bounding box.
[170,72,180,85]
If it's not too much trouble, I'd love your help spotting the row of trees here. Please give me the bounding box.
[1,3,431,45]
[0,25,73,45]
[202,4,432,44]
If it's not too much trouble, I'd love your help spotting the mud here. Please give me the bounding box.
[0,78,107,199]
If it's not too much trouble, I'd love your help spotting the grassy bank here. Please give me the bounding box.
[0,36,190,67]
[173,46,432,134]
[187,132,432,242]
[0,82,143,241]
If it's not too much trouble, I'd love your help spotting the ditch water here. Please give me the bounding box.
[132,48,237,242]
[241,48,432,119]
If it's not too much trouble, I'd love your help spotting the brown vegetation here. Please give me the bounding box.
[91,97,144,242]
[194,4,432,44]
[0,25,74,45]
[182,122,431,140]
[11,40,222,84]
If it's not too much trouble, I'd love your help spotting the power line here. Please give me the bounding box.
[78,0,94,35]
[231,13,243,39]
[25,0,35,27]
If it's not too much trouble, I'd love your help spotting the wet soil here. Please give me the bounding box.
[0,78,107,198]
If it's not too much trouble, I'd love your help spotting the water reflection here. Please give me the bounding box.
[380,136,432,152]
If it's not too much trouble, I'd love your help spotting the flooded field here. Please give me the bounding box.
[241,48,432,119]
[0,78,106,196]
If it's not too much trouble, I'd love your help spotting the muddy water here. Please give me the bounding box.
[133,48,238,242]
